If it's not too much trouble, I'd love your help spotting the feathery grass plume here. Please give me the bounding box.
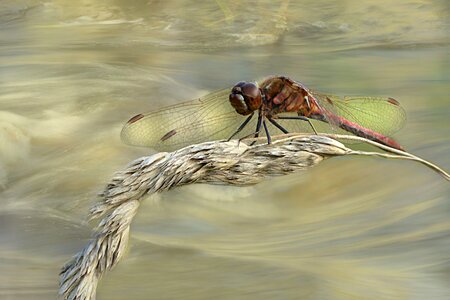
[59,134,449,300]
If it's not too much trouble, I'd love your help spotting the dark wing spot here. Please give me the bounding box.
[326,97,334,105]
[387,97,400,106]
[160,129,177,141]
[127,114,144,124]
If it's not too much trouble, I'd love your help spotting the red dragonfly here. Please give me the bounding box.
[121,76,406,152]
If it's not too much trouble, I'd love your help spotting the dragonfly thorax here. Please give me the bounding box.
[229,81,263,115]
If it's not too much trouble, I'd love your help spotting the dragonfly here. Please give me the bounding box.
[121,76,406,152]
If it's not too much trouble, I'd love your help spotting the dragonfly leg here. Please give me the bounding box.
[237,111,268,146]
[263,119,271,144]
[237,129,261,144]
[237,111,262,146]
[268,117,289,134]
[277,116,318,135]
[254,112,263,138]
[247,112,263,146]
[307,119,318,135]
[227,112,254,141]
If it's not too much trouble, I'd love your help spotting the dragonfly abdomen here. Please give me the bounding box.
[326,114,404,150]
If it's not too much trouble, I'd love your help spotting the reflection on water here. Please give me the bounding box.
[1,0,449,299]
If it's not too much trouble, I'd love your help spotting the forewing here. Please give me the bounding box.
[121,89,255,151]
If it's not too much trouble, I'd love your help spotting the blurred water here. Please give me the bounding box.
[0,1,449,299]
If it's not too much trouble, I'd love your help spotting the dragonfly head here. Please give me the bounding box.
[229,81,262,115]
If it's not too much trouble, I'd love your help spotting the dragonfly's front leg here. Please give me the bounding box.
[227,112,254,141]
[237,110,264,146]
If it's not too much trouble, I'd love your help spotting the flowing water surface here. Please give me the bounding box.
[1,1,449,299]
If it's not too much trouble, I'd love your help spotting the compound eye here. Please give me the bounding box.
[229,93,244,103]
[231,81,246,93]
[242,82,259,98]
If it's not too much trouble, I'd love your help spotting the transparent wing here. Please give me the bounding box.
[121,89,278,151]
[310,91,407,136]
